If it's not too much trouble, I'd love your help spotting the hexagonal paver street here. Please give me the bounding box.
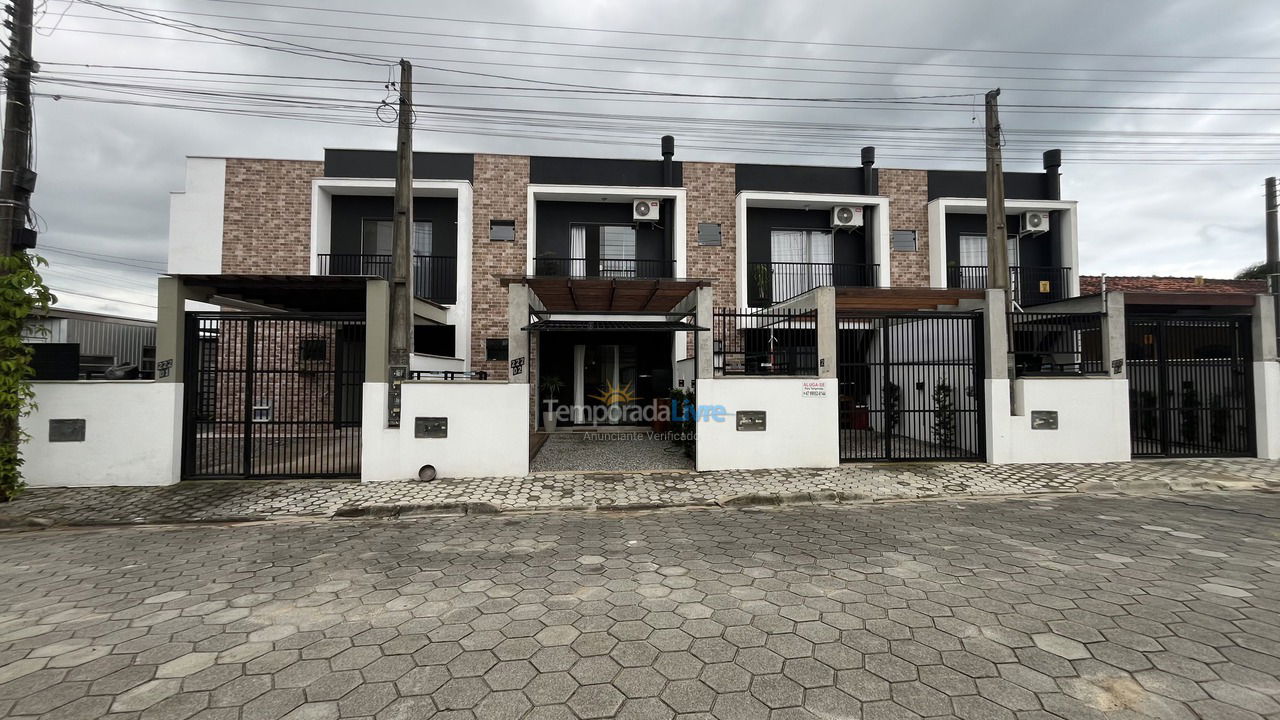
[3,491,1280,718]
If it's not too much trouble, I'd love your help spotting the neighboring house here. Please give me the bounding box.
[22,307,157,379]
[1080,275,1268,295]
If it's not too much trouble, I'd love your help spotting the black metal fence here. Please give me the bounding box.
[713,307,818,376]
[747,262,878,306]
[1127,315,1254,458]
[947,265,1072,306]
[183,313,366,479]
[318,253,457,304]
[1008,312,1105,376]
[533,256,676,279]
[837,312,984,462]
[409,369,490,381]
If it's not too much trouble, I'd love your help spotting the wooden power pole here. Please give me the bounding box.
[387,59,413,427]
[984,89,1010,312]
[0,0,35,258]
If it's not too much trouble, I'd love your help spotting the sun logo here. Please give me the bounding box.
[589,380,637,406]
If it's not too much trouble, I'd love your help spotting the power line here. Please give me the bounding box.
[38,242,166,270]
[47,287,157,308]
[44,22,1280,98]
[195,0,1280,63]
[51,8,1280,88]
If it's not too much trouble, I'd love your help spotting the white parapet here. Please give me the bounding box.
[1256,360,1280,460]
[695,377,839,472]
[987,376,1131,465]
[20,381,183,487]
[361,381,530,481]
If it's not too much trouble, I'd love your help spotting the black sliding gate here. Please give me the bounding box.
[183,313,366,479]
[1127,315,1254,458]
[837,312,984,462]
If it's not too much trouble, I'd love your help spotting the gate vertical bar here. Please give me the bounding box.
[242,318,256,478]
[882,316,892,461]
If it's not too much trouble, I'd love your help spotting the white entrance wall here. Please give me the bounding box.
[361,381,530,481]
[311,179,474,370]
[927,197,1080,295]
[735,191,892,308]
[1256,361,1280,460]
[986,377,1131,464]
[20,382,182,487]
[695,377,839,471]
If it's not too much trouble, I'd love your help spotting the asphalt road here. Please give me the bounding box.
[2,492,1280,719]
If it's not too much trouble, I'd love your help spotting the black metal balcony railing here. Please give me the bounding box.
[946,265,1072,306]
[533,257,676,279]
[318,253,457,305]
[747,262,879,307]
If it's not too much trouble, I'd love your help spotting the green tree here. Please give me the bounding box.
[1236,261,1271,280]
[1,252,53,501]
[931,381,957,447]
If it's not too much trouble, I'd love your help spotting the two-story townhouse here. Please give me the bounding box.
[167,139,1078,435]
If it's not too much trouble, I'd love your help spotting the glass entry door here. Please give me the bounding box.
[573,344,640,425]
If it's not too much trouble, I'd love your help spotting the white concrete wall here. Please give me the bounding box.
[695,377,839,472]
[20,382,182,487]
[1256,361,1280,460]
[362,381,530,481]
[168,157,226,274]
[674,358,695,393]
[988,377,1131,464]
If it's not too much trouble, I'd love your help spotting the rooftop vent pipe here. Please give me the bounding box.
[861,146,877,195]
[1043,149,1062,201]
[661,135,675,187]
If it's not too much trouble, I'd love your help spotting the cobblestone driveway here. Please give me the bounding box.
[4,493,1280,718]
[1,458,1275,526]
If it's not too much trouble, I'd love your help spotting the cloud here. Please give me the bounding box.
[29,0,1280,318]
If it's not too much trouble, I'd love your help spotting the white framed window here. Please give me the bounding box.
[957,234,1019,288]
[770,229,833,299]
[361,220,433,256]
[251,404,272,423]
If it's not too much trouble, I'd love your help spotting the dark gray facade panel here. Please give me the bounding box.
[329,195,458,257]
[534,200,670,265]
[529,157,680,187]
[323,149,474,181]
[927,170,1051,201]
[735,164,868,195]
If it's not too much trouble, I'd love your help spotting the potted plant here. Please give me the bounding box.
[540,376,565,432]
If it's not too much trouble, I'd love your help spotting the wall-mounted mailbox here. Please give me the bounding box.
[736,411,766,432]
[49,419,86,442]
[1030,411,1058,430]
[415,417,448,438]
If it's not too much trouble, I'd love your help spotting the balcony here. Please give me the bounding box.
[747,262,879,307]
[946,265,1072,306]
[318,253,457,304]
[533,257,676,279]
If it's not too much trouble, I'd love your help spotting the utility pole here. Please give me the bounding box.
[984,89,1010,312]
[387,59,413,427]
[1266,176,1277,284]
[0,0,35,258]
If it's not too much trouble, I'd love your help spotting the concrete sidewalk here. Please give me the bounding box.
[1,458,1276,528]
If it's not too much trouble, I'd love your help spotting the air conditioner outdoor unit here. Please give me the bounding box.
[1022,211,1049,235]
[633,199,661,221]
[831,205,864,228]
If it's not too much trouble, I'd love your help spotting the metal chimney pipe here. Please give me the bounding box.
[1043,149,1062,201]
[861,146,876,194]
[661,135,675,187]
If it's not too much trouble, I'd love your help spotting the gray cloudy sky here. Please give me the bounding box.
[29,0,1280,319]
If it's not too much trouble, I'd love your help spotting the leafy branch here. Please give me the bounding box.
[0,252,53,501]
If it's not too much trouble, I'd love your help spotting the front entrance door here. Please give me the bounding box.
[573,344,640,424]
[837,312,985,461]
[1127,315,1254,457]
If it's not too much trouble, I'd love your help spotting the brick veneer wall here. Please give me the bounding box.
[222,158,324,274]
[879,169,932,288]
[684,162,738,310]
[470,154,530,380]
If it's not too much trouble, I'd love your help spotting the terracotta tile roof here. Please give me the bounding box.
[1079,275,1267,295]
